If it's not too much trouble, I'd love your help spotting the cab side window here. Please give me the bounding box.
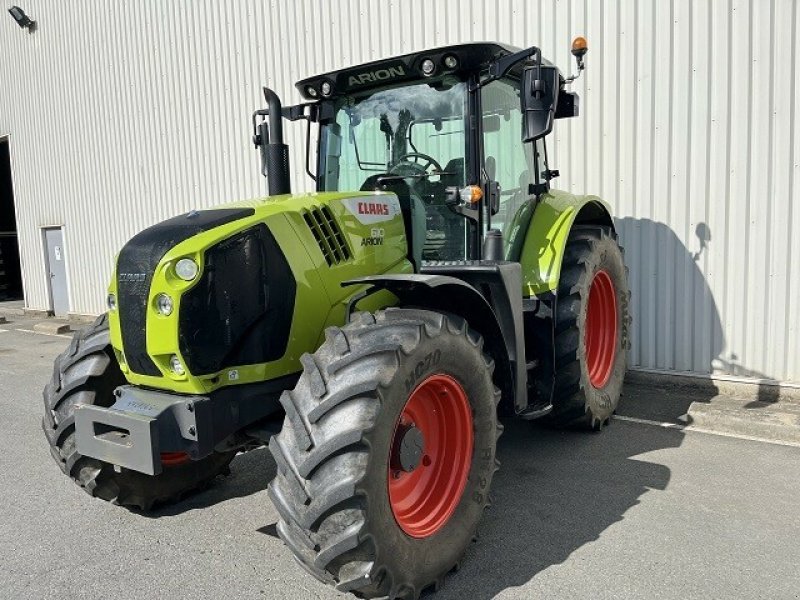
[480,78,538,238]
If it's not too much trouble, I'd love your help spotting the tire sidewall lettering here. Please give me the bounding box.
[388,327,498,532]
[404,348,442,393]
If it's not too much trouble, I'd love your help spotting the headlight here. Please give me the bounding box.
[106,293,117,311]
[321,81,332,96]
[421,58,435,76]
[175,258,199,281]
[155,293,173,316]
[169,354,185,375]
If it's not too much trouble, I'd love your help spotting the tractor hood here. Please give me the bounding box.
[107,191,411,394]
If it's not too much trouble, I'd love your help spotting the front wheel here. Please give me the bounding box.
[547,226,631,429]
[42,314,236,510]
[268,309,501,599]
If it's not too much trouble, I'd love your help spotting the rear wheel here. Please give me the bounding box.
[268,308,501,599]
[42,314,235,510]
[548,226,631,429]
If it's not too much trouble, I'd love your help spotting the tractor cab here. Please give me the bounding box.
[255,41,585,266]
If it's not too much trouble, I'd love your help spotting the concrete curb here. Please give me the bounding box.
[626,368,800,402]
[688,397,800,445]
[32,321,71,335]
[624,370,800,446]
[68,312,99,324]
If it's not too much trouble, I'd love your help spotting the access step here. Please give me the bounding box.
[518,403,554,420]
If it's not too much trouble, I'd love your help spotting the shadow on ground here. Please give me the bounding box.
[144,406,691,599]
[618,376,721,424]
[144,447,277,518]
[430,419,685,599]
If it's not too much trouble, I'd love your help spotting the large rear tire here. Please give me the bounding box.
[42,314,236,510]
[547,226,631,429]
[268,308,501,599]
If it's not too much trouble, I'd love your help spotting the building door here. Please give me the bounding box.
[0,139,23,302]
[43,227,69,316]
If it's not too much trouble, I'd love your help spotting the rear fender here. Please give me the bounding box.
[517,189,614,296]
[513,189,615,411]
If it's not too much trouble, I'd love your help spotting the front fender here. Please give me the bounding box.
[517,189,614,296]
[343,273,520,413]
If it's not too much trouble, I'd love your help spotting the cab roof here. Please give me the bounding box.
[295,42,525,101]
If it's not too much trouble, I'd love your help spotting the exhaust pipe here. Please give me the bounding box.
[253,87,291,196]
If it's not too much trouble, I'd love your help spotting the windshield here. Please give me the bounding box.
[319,82,468,190]
[318,81,471,260]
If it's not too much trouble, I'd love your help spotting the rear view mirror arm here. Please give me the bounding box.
[472,45,542,91]
[253,100,320,183]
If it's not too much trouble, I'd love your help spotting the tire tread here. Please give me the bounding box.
[269,308,500,599]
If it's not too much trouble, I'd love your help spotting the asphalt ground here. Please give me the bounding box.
[1,318,799,599]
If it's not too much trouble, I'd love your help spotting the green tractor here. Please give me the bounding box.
[43,37,629,598]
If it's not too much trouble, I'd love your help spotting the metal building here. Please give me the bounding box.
[1,0,798,385]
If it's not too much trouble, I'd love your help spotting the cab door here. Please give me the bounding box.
[480,78,547,259]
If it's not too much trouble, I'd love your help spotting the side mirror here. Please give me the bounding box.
[521,64,559,142]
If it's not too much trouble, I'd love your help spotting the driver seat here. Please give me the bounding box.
[360,175,426,269]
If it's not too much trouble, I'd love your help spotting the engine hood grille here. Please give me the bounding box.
[178,223,296,375]
[303,205,351,265]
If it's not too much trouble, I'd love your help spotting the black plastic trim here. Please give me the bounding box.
[117,208,255,377]
[297,43,522,100]
[179,223,296,376]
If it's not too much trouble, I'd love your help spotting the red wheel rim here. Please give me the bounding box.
[585,270,619,388]
[388,374,473,538]
[160,451,190,467]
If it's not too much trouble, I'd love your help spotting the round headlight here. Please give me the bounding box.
[155,293,173,316]
[443,55,458,69]
[421,58,435,76]
[169,354,185,376]
[106,293,117,311]
[175,258,199,281]
[321,81,332,96]
[306,85,318,98]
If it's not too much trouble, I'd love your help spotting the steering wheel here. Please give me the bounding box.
[391,152,444,175]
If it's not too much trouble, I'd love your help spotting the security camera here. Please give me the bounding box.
[8,6,36,31]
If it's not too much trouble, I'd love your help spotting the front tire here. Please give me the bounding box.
[42,314,236,510]
[268,309,501,599]
[548,226,631,429]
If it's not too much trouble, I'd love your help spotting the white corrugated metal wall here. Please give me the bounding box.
[0,0,798,383]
